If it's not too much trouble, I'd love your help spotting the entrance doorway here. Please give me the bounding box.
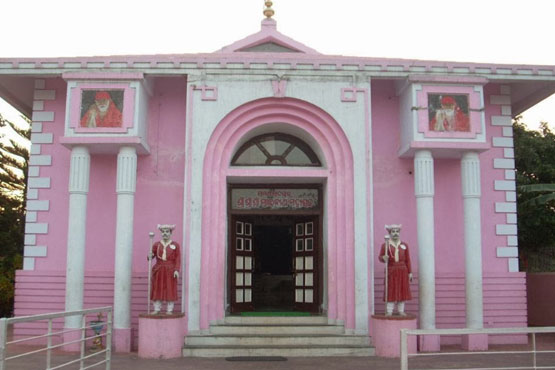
[229,214,320,314]
[254,223,294,310]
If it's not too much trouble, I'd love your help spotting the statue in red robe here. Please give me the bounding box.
[378,224,412,316]
[80,91,123,128]
[148,224,181,314]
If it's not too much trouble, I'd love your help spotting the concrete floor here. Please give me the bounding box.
[3,334,555,369]
[3,348,555,370]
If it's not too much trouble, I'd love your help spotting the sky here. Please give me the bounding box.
[1,0,554,130]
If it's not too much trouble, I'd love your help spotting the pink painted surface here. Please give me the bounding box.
[371,81,527,345]
[371,315,417,357]
[62,330,82,352]
[13,76,529,348]
[13,270,183,350]
[462,334,489,351]
[32,78,70,272]
[68,82,136,133]
[62,72,144,80]
[138,314,186,359]
[527,273,555,326]
[408,141,490,151]
[218,18,319,54]
[409,75,489,84]
[15,77,187,350]
[3,52,553,79]
[114,328,132,353]
[419,334,441,352]
[416,84,483,138]
[200,97,354,330]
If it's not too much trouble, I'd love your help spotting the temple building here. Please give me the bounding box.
[1,1,554,356]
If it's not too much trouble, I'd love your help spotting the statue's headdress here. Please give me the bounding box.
[385,224,402,231]
[157,224,176,231]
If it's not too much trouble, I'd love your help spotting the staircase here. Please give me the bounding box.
[183,316,375,357]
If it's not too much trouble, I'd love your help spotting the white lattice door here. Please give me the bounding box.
[293,217,319,312]
[231,217,254,313]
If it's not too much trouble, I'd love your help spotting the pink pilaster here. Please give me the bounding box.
[113,328,132,353]
[462,334,489,351]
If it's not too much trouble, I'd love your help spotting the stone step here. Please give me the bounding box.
[209,324,345,335]
[182,344,376,357]
[186,334,370,346]
[224,316,329,325]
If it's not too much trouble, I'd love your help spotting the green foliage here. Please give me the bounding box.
[0,113,30,317]
[519,184,555,207]
[514,118,555,271]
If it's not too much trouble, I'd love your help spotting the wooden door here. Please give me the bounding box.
[293,217,319,312]
[230,217,255,313]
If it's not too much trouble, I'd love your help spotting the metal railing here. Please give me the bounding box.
[401,326,555,370]
[0,306,112,370]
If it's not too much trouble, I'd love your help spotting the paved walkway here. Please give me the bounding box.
[4,334,554,369]
[4,349,555,370]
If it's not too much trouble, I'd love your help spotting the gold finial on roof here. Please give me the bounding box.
[263,0,275,18]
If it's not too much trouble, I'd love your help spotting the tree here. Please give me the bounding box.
[513,118,555,272]
[0,113,30,317]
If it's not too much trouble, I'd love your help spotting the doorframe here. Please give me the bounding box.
[196,97,357,332]
[227,183,323,314]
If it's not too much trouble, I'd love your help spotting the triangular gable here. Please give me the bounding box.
[218,19,319,54]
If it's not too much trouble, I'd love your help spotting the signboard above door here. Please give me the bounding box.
[231,188,319,211]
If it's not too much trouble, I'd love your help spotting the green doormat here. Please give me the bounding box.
[240,311,311,316]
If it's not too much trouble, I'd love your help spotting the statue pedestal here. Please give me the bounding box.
[138,313,185,359]
[371,314,417,358]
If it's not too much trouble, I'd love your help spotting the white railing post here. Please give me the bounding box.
[0,318,7,370]
[80,314,86,369]
[46,319,52,369]
[106,309,112,370]
[400,329,408,370]
[532,332,537,369]
[1,307,113,370]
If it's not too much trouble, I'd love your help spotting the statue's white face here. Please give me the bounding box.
[95,99,110,113]
[161,228,172,241]
[388,228,400,241]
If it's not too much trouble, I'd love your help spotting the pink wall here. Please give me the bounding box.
[16,77,527,347]
[132,77,186,273]
[371,80,419,268]
[481,83,514,272]
[33,78,70,271]
[25,77,187,273]
[371,81,526,342]
[15,77,187,349]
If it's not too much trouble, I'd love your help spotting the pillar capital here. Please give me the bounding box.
[116,146,137,194]
[414,150,434,197]
[68,146,90,194]
[461,151,481,199]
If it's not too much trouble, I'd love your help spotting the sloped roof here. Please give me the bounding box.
[217,18,319,54]
[0,16,554,119]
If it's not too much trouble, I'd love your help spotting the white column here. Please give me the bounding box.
[461,152,484,329]
[113,146,137,333]
[414,150,436,330]
[64,146,90,329]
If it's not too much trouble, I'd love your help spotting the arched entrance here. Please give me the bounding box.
[199,97,355,330]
